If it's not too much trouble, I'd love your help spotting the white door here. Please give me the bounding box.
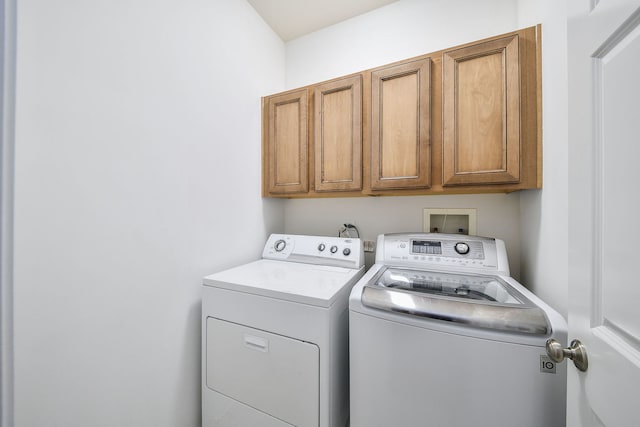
[567,0,640,425]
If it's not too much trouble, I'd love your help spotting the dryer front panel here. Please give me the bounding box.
[206,317,319,427]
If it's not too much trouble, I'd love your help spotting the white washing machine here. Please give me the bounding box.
[349,233,567,427]
[202,233,364,427]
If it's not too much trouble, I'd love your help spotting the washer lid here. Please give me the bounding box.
[361,267,550,335]
[204,259,363,307]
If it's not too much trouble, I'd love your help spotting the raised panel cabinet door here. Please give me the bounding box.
[265,89,309,194]
[443,34,520,186]
[314,75,363,192]
[371,58,431,190]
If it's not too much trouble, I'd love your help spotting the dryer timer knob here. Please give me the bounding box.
[274,239,287,252]
[454,242,470,255]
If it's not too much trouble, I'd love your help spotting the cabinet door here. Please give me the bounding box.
[314,75,362,192]
[265,89,309,195]
[443,35,520,186]
[371,59,431,190]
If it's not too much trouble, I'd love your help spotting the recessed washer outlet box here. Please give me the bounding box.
[423,208,477,235]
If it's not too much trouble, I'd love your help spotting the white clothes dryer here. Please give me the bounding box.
[202,234,364,427]
[349,233,567,427]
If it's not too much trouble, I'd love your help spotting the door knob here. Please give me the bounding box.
[546,338,588,372]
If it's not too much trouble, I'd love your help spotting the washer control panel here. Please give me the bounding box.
[263,234,364,269]
[377,233,508,275]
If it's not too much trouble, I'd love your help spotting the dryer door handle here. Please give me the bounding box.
[243,334,269,353]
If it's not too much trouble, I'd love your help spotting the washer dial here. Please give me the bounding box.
[454,242,470,255]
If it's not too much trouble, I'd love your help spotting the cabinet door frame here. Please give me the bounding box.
[370,58,431,190]
[442,34,521,186]
[265,89,309,195]
[314,75,363,192]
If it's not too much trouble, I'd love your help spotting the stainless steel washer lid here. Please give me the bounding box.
[361,267,550,335]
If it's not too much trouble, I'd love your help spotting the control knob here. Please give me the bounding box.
[274,239,287,252]
[318,243,326,252]
[454,242,470,255]
[343,248,351,256]
[330,245,338,254]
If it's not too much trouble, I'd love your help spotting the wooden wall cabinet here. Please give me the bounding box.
[443,34,521,186]
[263,89,309,195]
[439,26,541,191]
[314,75,363,192]
[370,59,431,190]
[262,25,541,198]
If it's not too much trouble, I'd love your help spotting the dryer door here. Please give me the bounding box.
[206,317,319,427]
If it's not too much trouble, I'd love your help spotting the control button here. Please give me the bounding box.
[274,239,287,252]
[330,245,338,254]
[318,243,326,252]
[343,248,351,256]
[454,242,470,255]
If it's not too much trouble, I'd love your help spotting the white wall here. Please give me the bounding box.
[517,0,569,315]
[282,0,526,278]
[286,0,519,88]
[284,195,522,275]
[13,0,284,426]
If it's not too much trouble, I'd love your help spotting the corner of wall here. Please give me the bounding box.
[1,0,17,424]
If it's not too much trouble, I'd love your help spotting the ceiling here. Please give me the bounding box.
[247,0,399,41]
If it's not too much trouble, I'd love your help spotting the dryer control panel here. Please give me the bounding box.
[263,234,364,269]
[376,233,509,276]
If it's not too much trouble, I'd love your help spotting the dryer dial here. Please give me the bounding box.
[274,239,287,252]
